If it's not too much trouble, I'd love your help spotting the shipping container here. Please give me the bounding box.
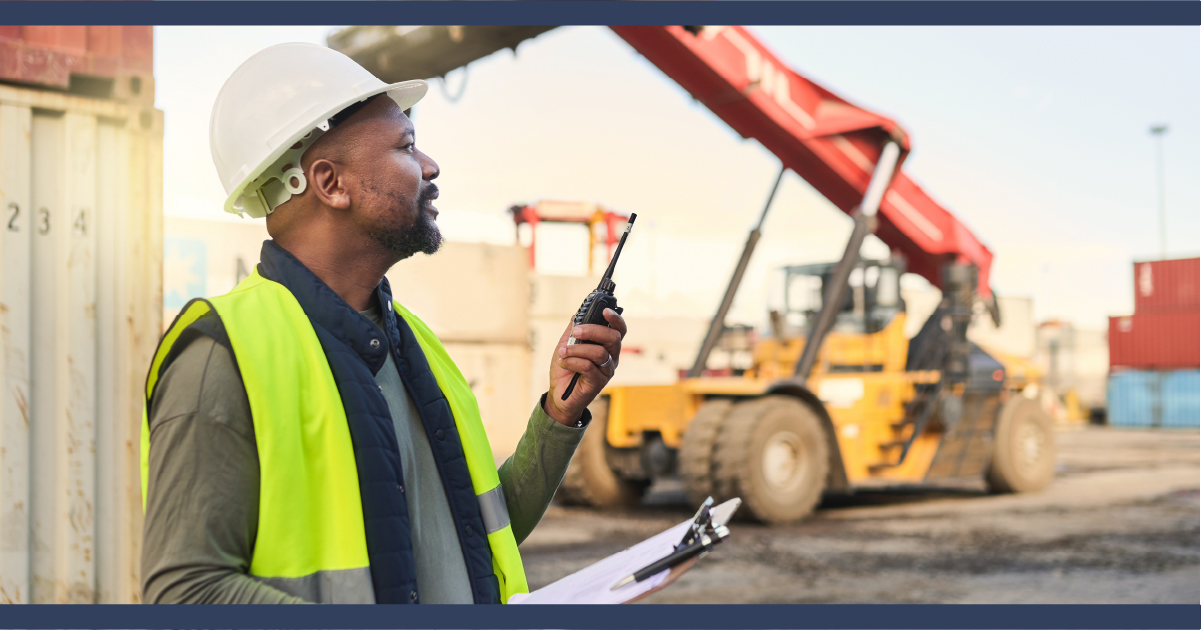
[1107,369,1200,428]
[1035,322,1110,413]
[162,219,532,345]
[0,81,163,603]
[1108,311,1200,371]
[443,342,532,462]
[1133,258,1200,314]
[905,289,1038,359]
[530,272,599,319]
[0,27,153,99]
[387,241,529,345]
[162,217,269,329]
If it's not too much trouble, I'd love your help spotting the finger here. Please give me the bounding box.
[562,346,615,377]
[558,356,605,381]
[571,323,621,347]
[596,341,620,371]
[560,343,609,364]
[565,333,622,371]
[582,323,623,370]
[602,308,628,337]
[560,346,615,376]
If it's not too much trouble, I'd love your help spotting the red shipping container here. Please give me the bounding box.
[1134,258,1200,314]
[0,26,152,96]
[1109,311,1200,370]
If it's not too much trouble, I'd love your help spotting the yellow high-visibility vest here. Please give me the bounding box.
[143,269,528,603]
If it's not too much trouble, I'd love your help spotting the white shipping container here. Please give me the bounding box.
[1037,323,1110,410]
[902,287,1037,358]
[163,220,531,346]
[0,85,163,603]
[529,315,570,413]
[387,241,529,344]
[162,217,268,328]
[442,342,532,463]
[530,273,601,319]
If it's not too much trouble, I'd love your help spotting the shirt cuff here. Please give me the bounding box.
[537,392,593,431]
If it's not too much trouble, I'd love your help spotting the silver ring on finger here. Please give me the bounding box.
[600,354,613,370]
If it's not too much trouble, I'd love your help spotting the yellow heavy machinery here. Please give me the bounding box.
[330,25,1058,524]
[554,145,1056,524]
[559,251,1057,523]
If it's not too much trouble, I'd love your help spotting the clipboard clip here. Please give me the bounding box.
[610,496,731,590]
[676,496,725,552]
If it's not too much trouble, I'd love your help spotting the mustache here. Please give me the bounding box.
[419,184,439,206]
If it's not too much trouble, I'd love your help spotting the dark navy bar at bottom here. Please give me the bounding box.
[1,604,1198,629]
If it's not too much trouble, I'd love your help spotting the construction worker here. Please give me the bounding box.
[140,43,626,604]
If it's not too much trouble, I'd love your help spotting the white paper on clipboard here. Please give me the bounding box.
[509,498,740,605]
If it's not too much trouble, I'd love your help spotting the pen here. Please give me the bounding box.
[609,540,708,590]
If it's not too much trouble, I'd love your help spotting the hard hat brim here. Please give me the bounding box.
[223,79,428,216]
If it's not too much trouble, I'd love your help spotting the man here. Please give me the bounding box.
[141,43,626,604]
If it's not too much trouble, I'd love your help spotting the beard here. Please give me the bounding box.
[365,184,443,260]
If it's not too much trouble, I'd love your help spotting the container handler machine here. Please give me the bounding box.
[331,25,1058,523]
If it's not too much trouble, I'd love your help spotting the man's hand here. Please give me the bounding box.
[544,308,627,425]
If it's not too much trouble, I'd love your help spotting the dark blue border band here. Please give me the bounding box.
[0,1,1199,26]
[1,3,1196,629]
[1,604,1199,629]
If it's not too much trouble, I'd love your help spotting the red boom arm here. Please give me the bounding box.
[609,26,993,296]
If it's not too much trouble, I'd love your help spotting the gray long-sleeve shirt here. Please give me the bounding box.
[142,307,585,604]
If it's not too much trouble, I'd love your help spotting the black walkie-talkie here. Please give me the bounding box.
[561,213,637,401]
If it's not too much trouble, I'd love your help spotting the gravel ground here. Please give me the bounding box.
[519,426,1199,604]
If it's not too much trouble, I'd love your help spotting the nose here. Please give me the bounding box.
[418,149,439,182]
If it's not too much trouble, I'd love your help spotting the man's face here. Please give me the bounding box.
[341,96,443,260]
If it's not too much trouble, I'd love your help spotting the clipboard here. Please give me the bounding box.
[509,497,741,605]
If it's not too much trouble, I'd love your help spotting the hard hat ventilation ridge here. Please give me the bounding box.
[232,121,329,219]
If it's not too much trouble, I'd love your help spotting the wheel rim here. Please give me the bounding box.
[1016,420,1045,472]
[762,431,806,493]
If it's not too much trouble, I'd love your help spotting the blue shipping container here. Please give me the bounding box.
[1108,370,1200,428]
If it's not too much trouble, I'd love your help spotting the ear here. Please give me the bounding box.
[308,158,351,210]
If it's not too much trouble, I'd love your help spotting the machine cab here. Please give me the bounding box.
[779,258,906,336]
[754,258,909,378]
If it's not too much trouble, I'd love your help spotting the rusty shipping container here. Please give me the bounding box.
[1133,257,1200,314]
[0,27,162,604]
[0,27,153,97]
[1108,311,1200,371]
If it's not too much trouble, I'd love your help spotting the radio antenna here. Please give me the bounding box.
[599,213,636,289]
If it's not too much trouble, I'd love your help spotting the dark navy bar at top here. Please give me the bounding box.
[0,1,1199,25]
[1,604,1199,629]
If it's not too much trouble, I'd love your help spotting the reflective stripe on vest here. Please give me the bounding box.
[142,270,528,603]
[476,485,510,535]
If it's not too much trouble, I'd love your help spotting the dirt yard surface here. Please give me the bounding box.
[520,427,1199,604]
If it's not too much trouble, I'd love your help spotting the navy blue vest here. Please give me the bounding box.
[170,241,500,604]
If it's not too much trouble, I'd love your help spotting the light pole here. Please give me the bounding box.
[1150,124,1168,258]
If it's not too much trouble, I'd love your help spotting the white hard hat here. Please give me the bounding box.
[210,42,427,218]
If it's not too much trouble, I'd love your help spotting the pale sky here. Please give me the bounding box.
[155,25,1200,330]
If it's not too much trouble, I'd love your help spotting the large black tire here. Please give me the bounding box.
[711,396,829,524]
[679,399,735,507]
[987,396,1057,493]
[556,397,649,508]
